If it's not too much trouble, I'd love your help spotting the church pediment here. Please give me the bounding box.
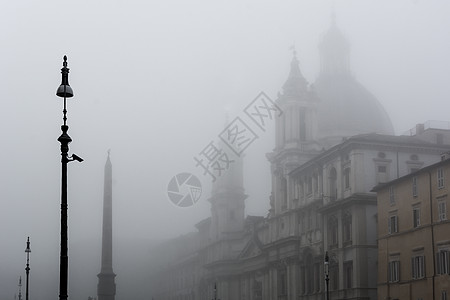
[239,235,264,259]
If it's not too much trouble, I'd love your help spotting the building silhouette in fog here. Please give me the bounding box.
[150,18,450,300]
[97,152,116,300]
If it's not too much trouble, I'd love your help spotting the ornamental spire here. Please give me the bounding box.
[318,12,351,76]
[282,47,308,96]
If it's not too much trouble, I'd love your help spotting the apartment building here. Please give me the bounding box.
[375,156,450,300]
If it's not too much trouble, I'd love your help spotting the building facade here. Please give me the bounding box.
[375,155,450,300]
[150,19,450,300]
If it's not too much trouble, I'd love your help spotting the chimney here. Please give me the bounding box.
[416,123,425,135]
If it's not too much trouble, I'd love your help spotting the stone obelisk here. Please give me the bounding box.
[97,151,116,300]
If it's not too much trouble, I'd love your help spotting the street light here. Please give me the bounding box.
[324,251,330,300]
[25,237,30,300]
[56,55,83,300]
[17,276,23,300]
[212,282,220,300]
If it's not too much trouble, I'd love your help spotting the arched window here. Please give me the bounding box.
[344,168,350,189]
[342,210,352,245]
[305,253,314,294]
[281,177,288,210]
[252,280,262,300]
[277,268,287,296]
[329,215,338,247]
[329,168,337,201]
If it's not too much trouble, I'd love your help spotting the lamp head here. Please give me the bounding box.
[25,237,31,253]
[56,55,74,98]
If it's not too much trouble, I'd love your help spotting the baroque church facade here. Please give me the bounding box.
[150,20,450,300]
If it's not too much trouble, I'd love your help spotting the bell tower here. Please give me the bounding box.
[268,50,320,215]
[209,139,247,241]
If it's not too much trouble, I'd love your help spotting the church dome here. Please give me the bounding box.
[313,19,394,143]
[314,76,394,144]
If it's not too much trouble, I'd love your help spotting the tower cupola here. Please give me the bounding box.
[319,14,351,77]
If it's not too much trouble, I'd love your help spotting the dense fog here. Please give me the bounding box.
[1,0,450,299]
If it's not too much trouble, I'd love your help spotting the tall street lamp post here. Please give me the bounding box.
[324,251,330,300]
[25,237,30,300]
[18,276,23,300]
[212,283,220,300]
[56,56,83,300]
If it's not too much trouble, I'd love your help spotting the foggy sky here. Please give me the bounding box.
[1,0,450,299]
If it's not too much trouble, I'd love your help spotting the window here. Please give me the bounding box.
[307,213,312,230]
[293,178,301,200]
[411,255,425,279]
[301,213,306,233]
[307,177,312,194]
[412,177,418,197]
[375,155,391,183]
[316,212,321,229]
[389,186,395,205]
[344,261,353,288]
[281,177,288,210]
[329,168,337,201]
[344,168,350,189]
[298,180,304,200]
[439,201,447,221]
[438,168,445,189]
[252,280,262,300]
[343,211,352,245]
[330,264,339,290]
[329,216,338,247]
[299,266,306,294]
[314,262,320,292]
[278,269,287,296]
[301,254,314,294]
[314,174,319,193]
[442,290,448,300]
[436,250,449,275]
[388,215,398,234]
[413,207,421,228]
[388,260,400,282]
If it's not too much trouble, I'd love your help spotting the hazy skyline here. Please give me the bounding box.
[1,0,450,299]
